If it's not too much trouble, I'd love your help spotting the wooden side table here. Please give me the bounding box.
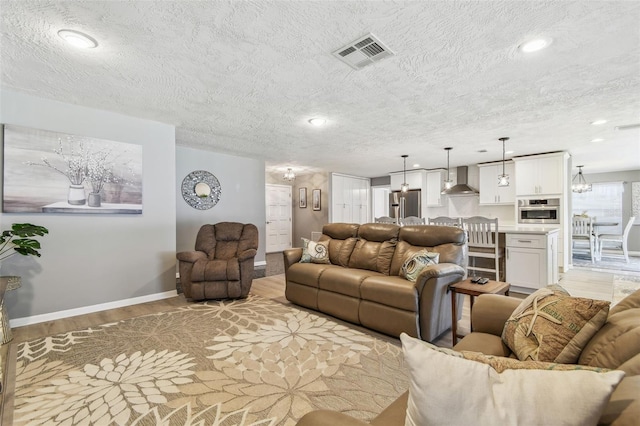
[449,278,510,345]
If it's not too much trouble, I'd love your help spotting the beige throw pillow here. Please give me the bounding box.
[400,333,624,426]
[502,286,610,363]
[299,238,330,264]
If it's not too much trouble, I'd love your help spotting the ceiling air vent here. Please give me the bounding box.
[332,33,394,70]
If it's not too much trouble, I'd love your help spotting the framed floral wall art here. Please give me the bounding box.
[2,124,143,214]
[312,189,321,211]
[299,187,307,208]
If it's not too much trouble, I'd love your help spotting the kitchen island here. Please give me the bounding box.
[498,225,560,294]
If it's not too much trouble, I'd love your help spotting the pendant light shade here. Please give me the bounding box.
[572,165,592,193]
[442,147,454,191]
[497,137,510,187]
[401,155,409,192]
[283,168,296,181]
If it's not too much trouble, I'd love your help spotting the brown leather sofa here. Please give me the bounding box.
[283,222,467,342]
[177,222,258,300]
[296,289,640,426]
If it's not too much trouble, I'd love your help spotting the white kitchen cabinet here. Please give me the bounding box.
[506,231,558,293]
[389,170,424,191]
[478,162,516,205]
[514,154,564,196]
[426,170,445,206]
[330,173,370,224]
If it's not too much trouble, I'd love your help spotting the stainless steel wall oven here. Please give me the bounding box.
[518,198,560,224]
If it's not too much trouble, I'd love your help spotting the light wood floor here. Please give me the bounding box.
[1,265,631,425]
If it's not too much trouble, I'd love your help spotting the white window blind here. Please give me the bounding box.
[572,182,624,233]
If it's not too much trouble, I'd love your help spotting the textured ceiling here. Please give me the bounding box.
[1,1,639,178]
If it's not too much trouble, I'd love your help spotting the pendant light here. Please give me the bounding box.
[497,137,510,187]
[283,168,296,182]
[572,165,592,193]
[442,147,454,190]
[400,155,409,192]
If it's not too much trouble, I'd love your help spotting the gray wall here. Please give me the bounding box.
[291,172,329,247]
[584,169,640,251]
[176,146,266,261]
[266,171,329,248]
[1,89,176,320]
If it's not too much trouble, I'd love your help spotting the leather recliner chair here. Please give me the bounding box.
[177,222,258,300]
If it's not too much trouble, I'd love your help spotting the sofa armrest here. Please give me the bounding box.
[176,251,207,263]
[470,294,521,336]
[283,248,303,271]
[414,263,465,295]
[296,410,370,426]
[238,248,257,262]
[414,263,466,342]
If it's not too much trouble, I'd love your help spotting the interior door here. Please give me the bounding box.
[265,184,292,253]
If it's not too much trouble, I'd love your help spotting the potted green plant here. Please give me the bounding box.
[0,223,49,261]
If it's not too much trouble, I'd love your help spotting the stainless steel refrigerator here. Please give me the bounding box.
[389,189,421,219]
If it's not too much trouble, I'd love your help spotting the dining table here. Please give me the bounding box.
[593,221,619,260]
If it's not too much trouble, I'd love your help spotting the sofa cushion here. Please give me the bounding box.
[502,286,610,363]
[191,258,239,282]
[318,267,380,298]
[324,237,357,267]
[360,275,417,311]
[453,332,512,357]
[400,333,625,426]
[348,239,396,275]
[300,238,330,264]
[400,250,439,282]
[578,307,640,375]
[286,262,335,288]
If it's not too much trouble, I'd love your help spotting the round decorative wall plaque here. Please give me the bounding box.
[181,170,222,210]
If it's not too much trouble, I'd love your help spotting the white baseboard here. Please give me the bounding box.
[10,290,178,328]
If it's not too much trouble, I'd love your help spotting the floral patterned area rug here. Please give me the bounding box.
[13,295,408,425]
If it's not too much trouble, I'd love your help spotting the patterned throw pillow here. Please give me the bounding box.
[459,351,611,373]
[400,250,439,282]
[501,285,610,363]
[299,238,330,264]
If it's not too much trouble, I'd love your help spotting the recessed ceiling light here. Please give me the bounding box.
[505,150,515,155]
[58,29,98,49]
[519,37,552,53]
[590,119,607,125]
[412,163,420,168]
[308,118,326,126]
[591,138,604,143]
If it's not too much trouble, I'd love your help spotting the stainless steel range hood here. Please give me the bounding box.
[441,166,479,196]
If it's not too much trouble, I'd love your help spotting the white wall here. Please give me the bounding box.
[176,146,266,261]
[0,89,177,322]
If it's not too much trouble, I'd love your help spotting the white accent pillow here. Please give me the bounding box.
[400,333,624,426]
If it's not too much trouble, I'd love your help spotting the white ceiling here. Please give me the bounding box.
[1,1,639,178]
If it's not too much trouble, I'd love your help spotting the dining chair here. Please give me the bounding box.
[428,216,462,227]
[399,216,425,226]
[572,216,596,263]
[461,216,503,281]
[598,216,635,263]
[375,216,397,224]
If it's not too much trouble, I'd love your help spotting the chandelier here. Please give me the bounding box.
[283,168,296,182]
[572,165,592,193]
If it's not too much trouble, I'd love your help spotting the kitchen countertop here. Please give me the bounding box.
[498,224,560,235]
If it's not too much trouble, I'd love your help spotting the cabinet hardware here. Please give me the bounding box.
[517,239,533,243]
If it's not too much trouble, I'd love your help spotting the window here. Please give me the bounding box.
[572,182,624,233]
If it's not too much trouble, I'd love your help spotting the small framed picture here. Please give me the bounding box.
[299,187,307,208]
[312,189,321,211]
